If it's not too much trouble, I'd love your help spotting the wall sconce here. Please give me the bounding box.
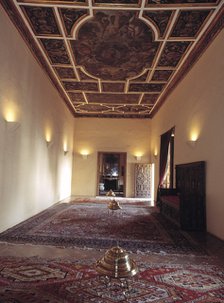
[5,120,20,131]
[4,109,20,131]
[135,155,142,161]
[80,150,89,159]
[153,153,158,160]
[134,152,143,161]
[63,142,69,155]
[3,102,19,129]
[187,139,198,148]
[82,154,88,159]
[46,140,53,148]
[188,130,199,148]
[45,126,53,148]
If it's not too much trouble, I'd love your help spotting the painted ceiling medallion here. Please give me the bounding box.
[71,11,159,81]
[1,0,223,118]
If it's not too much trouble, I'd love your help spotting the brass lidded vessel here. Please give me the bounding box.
[96,246,138,278]
[108,199,122,211]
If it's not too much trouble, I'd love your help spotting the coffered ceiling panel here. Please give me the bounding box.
[1,0,223,118]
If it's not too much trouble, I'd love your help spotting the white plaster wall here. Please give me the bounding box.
[72,118,151,197]
[151,29,224,240]
[0,7,74,232]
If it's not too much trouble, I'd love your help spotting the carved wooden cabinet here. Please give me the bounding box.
[176,161,206,231]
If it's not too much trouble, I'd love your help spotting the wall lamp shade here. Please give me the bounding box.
[5,120,20,131]
[80,149,90,159]
[135,155,142,161]
[46,140,53,147]
[153,153,158,160]
[187,139,198,148]
[63,143,69,155]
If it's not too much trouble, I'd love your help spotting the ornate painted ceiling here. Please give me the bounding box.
[1,0,224,118]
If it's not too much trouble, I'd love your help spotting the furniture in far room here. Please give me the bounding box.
[158,161,206,231]
[97,152,126,197]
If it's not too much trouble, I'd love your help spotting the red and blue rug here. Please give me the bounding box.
[0,202,204,255]
[0,255,223,302]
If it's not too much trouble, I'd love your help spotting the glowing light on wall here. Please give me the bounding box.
[187,128,200,148]
[80,149,89,159]
[134,152,143,161]
[45,127,52,147]
[188,124,200,141]
[63,141,69,155]
[5,110,16,122]
[190,132,199,141]
[153,149,158,160]
[2,100,19,122]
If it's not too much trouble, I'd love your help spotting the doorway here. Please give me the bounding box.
[97,152,127,197]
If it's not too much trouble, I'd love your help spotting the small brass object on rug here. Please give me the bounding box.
[108,199,122,211]
[95,246,138,278]
[106,189,116,197]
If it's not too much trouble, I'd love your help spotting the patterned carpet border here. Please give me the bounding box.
[0,255,223,303]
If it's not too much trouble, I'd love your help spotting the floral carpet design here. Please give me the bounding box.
[0,202,204,254]
[0,256,223,303]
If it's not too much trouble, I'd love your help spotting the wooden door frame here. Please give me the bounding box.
[96,151,127,197]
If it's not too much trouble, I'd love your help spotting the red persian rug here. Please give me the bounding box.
[0,256,223,303]
[0,202,204,255]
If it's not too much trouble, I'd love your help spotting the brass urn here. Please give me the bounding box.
[108,199,122,211]
[96,246,138,278]
[106,189,116,197]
